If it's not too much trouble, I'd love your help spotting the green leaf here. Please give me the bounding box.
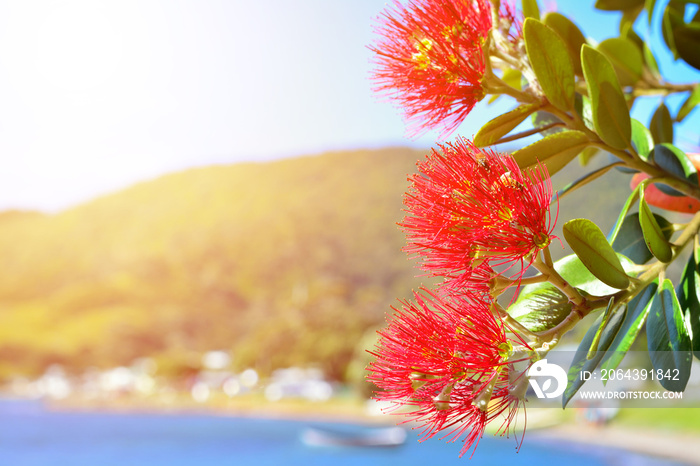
[588,297,617,358]
[646,0,657,24]
[652,145,698,184]
[676,252,700,359]
[531,111,565,137]
[620,11,645,49]
[643,43,662,81]
[508,254,639,322]
[511,130,590,176]
[649,143,699,197]
[598,37,643,86]
[522,0,540,20]
[578,146,601,166]
[608,184,642,246]
[557,163,618,198]
[612,213,674,264]
[474,104,540,147]
[601,282,658,372]
[563,303,627,407]
[662,4,684,59]
[646,279,692,391]
[574,94,595,132]
[552,253,639,296]
[650,102,674,145]
[595,0,644,10]
[501,68,523,90]
[524,18,575,112]
[581,45,632,150]
[509,284,571,332]
[543,12,586,75]
[563,218,631,290]
[638,191,674,263]
[676,85,700,122]
[675,23,700,71]
[631,118,654,160]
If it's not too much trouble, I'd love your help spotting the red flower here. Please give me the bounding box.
[367,289,529,457]
[401,137,556,287]
[370,0,492,136]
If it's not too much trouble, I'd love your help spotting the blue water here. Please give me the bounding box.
[0,400,689,466]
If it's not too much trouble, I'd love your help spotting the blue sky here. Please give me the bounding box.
[0,0,697,212]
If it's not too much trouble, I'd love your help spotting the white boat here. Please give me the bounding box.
[300,426,407,448]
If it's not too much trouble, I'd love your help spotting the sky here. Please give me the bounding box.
[0,0,698,212]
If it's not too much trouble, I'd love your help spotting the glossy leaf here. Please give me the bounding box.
[474,104,540,147]
[557,163,618,198]
[611,213,674,264]
[502,68,523,90]
[608,184,642,245]
[563,303,627,407]
[675,24,700,71]
[524,18,575,111]
[550,253,639,297]
[509,284,571,332]
[574,94,595,131]
[581,45,632,150]
[594,0,644,10]
[512,130,589,176]
[650,143,699,197]
[563,218,631,290]
[620,12,645,49]
[662,4,683,59]
[598,37,643,86]
[578,146,601,166]
[531,111,566,137]
[646,0,656,24]
[587,297,617,358]
[522,0,540,20]
[601,282,658,372]
[650,102,674,145]
[508,254,639,323]
[543,12,586,75]
[676,85,700,122]
[676,251,700,359]
[646,279,692,391]
[631,118,654,160]
[638,191,673,263]
[652,145,698,184]
[643,42,662,81]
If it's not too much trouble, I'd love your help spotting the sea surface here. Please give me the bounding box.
[0,399,690,466]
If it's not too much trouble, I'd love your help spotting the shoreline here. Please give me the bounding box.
[9,395,700,464]
[530,423,700,466]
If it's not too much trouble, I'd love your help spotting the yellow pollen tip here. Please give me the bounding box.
[497,206,513,222]
[497,341,513,360]
[533,232,551,249]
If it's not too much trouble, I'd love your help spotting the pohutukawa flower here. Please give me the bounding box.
[370,0,493,136]
[367,289,530,457]
[401,137,556,286]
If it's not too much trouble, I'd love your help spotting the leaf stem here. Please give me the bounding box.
[530,253,584,307]
[534,210,700,348]
[492,122,564,146]
[555,162,624,202]
[493,302,538,340]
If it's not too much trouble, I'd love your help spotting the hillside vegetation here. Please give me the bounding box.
[0,148,436,380]
[0,147,632,381]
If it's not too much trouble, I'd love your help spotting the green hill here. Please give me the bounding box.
[0,146,634,382]
[0,148,436,380]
